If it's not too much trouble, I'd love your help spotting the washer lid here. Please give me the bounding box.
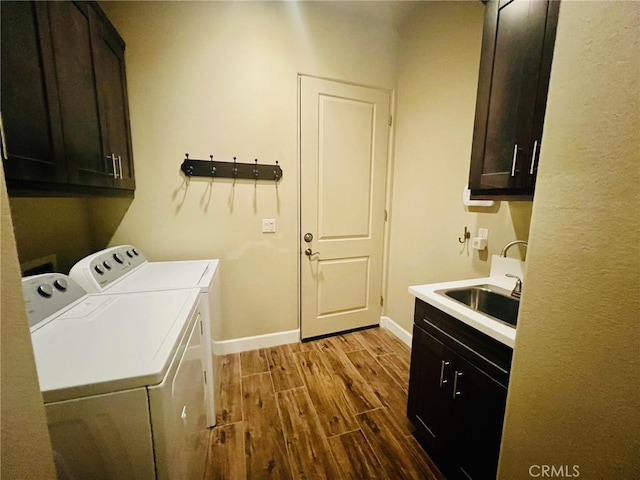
[106,259,219,294]
[31,288,201,403]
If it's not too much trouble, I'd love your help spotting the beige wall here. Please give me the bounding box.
[97,1,400,340]
[498,2,640,478]
[1,171,56,477]
[7,2,531,341]
[386,1,531,333]
[3,1,638,475]
[8,197,94,273]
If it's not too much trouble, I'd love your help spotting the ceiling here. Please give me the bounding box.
[306,1,424,30]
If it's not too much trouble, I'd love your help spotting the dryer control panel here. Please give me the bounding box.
[22,274,87,330]
[69,245,148,293]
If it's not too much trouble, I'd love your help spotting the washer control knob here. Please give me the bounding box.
[126,250,133,258]
[94,264,104,275]
[132,248,139,256]
[37,284,54,298]
[53,279,68,291]
[113,253,124,264]
[103,260,112,270]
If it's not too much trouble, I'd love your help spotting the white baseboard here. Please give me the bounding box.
[212,318,411,356]
[212,329,300,355]
[380,316,412,347]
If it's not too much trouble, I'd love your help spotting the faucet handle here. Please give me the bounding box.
[505,274,522,299]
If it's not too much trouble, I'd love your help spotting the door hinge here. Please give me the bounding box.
[384,209,388,222]
[380,296,384,306]
[200,319,203,335]
[388,115,393,127]
[204,370,207,384]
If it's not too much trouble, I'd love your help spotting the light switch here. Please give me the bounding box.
[262,219,276,233]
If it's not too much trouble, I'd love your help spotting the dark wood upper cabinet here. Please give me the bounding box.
[469,0,560,200]
[48,1,111,188]
[0,2,66,184]
[1,1,134,195]
[89,3,135,190]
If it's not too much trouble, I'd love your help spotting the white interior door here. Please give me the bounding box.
[300,76,390,340]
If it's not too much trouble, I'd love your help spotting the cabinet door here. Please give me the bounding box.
[0,1,66,184]
[90,5,135,191]
[407,325,456,453]
[449,356,508,480]
[469,0,552,198]
[47,1,111,188]
[528,0,560,191]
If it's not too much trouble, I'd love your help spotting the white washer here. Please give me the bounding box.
[23,273,208,480]
[69,245,220,427]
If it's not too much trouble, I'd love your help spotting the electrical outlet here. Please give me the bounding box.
[478,228,489,239]
[262,219,276,233]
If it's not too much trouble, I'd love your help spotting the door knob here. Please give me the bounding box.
[304,233,313,243]
[304,248,320,257]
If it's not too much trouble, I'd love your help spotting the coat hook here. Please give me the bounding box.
[458,226,470,243]
[179,154,284,181]
[185,152,193,176]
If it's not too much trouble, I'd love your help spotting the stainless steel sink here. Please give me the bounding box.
[436,284,519,327]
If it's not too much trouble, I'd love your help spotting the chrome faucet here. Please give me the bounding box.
[505,274,522,299]
[500,240,528,258]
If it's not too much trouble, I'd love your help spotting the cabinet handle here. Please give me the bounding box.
[0,112,8,161]
[423,319,508,375]
[530,140,538,175]
[107,153,119,179]
[439,360,450,387]
[452,371,463,400]
[117,155,123,179]
[510,144,518,177]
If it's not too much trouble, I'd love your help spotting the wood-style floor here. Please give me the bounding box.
[204,327,445,480]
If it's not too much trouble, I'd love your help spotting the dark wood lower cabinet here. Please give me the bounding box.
[407,326,454,453]
[408,299,512,480]
[449,356,507,480]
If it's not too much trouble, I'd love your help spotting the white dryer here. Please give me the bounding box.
[22,273,208,480]
[69,245,220,427]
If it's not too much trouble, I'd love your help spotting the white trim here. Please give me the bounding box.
[380,316,412,347]
[212,329,300,355]
[381,87,397,332]
[297,74,302,335]
[211,319,411,356]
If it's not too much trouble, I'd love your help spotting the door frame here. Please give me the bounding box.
[296,74,397,339]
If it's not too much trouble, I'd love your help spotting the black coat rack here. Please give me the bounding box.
[180,154,282,182]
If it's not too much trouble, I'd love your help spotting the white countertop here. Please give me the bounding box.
[408,255,523,348]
